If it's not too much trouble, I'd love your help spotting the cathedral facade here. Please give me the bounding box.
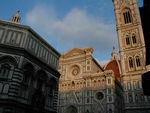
[57,47,124,113]
[112,0,150,113]
[0,12,60,113]
[58,0,150,113]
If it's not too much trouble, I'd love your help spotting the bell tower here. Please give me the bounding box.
[113,0,146,75]
[112,0,150,113]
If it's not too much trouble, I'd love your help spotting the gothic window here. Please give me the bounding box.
[108,78,111,84]
[126,37,130,45]
[132,35,137,44]
[0,63,11,78]
[129,57,134,68]
[123,9,132,24]
[136,56,141,67]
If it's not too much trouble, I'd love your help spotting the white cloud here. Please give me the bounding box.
[25,4,118,62]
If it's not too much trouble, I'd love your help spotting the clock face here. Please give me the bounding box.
[71,65,80,76]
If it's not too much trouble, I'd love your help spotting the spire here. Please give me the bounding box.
[12,10,21,23]
[111,46,118,60]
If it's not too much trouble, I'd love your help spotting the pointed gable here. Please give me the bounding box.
[61,47,93,59]
[61,47,85,58]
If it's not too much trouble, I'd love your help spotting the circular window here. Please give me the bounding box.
[71,65,80,76]
[95,92,104,100]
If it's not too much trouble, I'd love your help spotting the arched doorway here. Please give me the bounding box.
[65,105,78,113]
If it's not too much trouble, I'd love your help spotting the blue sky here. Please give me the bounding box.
[0,0,143,66]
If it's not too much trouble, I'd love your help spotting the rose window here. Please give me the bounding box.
[71,65,80,76]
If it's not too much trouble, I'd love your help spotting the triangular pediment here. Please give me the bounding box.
[62,47,85,58]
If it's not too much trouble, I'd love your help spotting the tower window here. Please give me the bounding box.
[136,57,141,67]
[126,37,130,45]
[123,10,132,24]
[108,78,111,84]
[132,35,137,44]
[129,57,134,68]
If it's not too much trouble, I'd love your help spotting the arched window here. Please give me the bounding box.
[123,9,132,24]
[136,57,141,67]
[0,56,17,79]
[126,36,130,45]
[23,63,34,85]
[3,84,9,94]
[132,35,137,44]
[0,63,11,78]
[129,57,134,68]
